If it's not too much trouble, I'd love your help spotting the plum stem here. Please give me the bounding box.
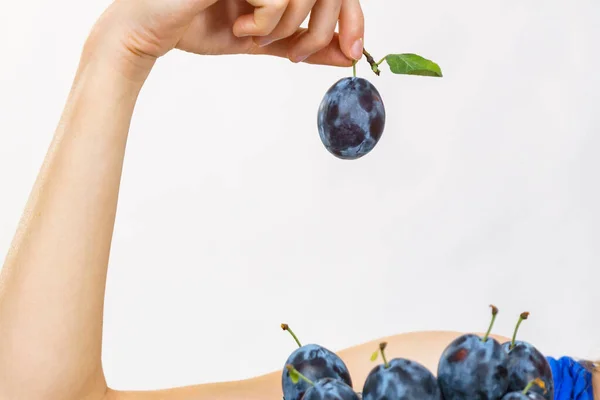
[286,364,315,386]
[482,305,499,342]
[510,312,530,350]
[362,48,381,76]
[522,378,546,394]
[352,60,357,77]
[281,323,302,348]
[379,342,390,368]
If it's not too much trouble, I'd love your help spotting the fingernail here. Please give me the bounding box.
[291,54,309,63]
[351,38,364,60]
[255,37,274,47]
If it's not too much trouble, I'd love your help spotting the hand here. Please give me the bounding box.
[87,0,365,81]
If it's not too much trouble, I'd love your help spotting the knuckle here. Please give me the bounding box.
[270,0,288,11]
[255,26,273,36]
[252,20,275,36]
[312,32,334,49]
[279,25,298,39]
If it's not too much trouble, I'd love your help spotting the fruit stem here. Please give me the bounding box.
[379,342,390,368]
[281,323,302,348]
[522,378,546,394]
[482,305,499,342]
[352,60,357,78]
[510,312,530,350]
[362,48,381,76]
[286,364,315,386]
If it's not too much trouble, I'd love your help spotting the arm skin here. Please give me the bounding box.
[107,331,511,400]
[109,330,600,400]
[0,47,148,400]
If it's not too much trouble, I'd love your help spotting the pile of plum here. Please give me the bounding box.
[281,306,554,400]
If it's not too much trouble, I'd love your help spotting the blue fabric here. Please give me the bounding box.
[547,356,594,399]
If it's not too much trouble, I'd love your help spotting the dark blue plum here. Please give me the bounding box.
[437,334,509,400]
[317,77,385,160]
[302,378,360,400]
[362,358,443,400]
[282,344,352,400]
[501,391,545,400]
[501,341,554,400]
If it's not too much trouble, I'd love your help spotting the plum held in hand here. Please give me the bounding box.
[281,324,353,400]
[286,365,360,400]
[315,50,442,160]
[501,312,554,400]
[501,378,548,400]
[317,77,385,160]
[362,342,443,400]
[437,305,509,400]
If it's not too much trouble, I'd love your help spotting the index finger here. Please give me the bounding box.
[249,30,354,67]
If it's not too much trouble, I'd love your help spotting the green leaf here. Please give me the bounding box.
[370,350,379,362]
[385,54,443,77]
[289,368,300,384]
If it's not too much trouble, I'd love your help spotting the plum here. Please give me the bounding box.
[501,392,546,400]
[437,305,509,400]
[282,344,353,400]
[502,313,554,400]
[281,324,352,400]
[285,365,359,400]
[362,342,443,400]
[501,378,548,400]
[302,378,360,400]
[317,77,385,160]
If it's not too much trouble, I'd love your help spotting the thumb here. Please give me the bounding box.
[338,0,364,61]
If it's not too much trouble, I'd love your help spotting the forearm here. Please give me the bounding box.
[107,373,281,400]
[106,331,510,400]
[0,49,145,399]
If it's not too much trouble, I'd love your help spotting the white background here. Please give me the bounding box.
[1,0,599,392]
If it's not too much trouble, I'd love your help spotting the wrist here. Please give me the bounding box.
[81,16,157,86]
[74,49,148,102]
[63,46,147,138]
